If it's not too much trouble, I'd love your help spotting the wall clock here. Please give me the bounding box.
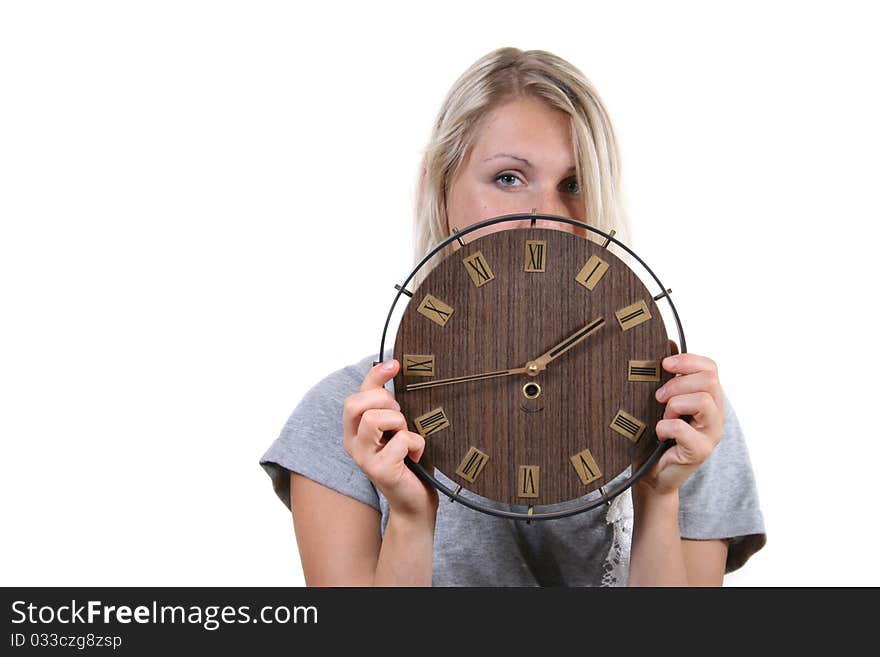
[378,213,685,521]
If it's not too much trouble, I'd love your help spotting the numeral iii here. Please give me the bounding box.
[628,360,660,382]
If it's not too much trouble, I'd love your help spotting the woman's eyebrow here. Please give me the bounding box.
[482,153,576,174]
[483,153,532,167]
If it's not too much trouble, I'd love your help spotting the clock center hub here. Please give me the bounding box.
[522,382,542,400]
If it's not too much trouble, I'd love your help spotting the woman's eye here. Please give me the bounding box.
[561,177,580,195]
[495,173,522,187]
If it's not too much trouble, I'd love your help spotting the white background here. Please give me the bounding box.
[1,1,877,586]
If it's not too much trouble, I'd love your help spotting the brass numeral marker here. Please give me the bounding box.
[575,255,610,291]
[524,240,547,272]
[518,465,540,498]
[610,409,646,442]
[570,448,602,486]
[413,407,450,437]
[615,300,652,331]
[403,354,435,377]
[628,360,660,382]
[455,447,489,483]
[462,251,495,287]
[417,294,454,326]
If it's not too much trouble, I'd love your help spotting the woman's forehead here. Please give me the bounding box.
[469,97,574,167]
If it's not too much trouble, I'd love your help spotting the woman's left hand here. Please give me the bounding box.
[640,351,725,496]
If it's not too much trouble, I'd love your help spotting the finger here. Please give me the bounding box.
[358,359,399,393]
[348,408,408,460]
[655,371,722,408]
[655,418,715,466]
[342,388,401,439]
[661,353,718,377]
[408,432,428,463]
[662,391,721,434]
[376,430,426,470]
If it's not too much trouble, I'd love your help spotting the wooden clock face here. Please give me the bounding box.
[392,227,675,508]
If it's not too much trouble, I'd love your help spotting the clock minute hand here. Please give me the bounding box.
[526,316,606,375]
[404,316,606,390]
[405,366,529,392]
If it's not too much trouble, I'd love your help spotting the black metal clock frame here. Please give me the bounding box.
[378,212,686,521]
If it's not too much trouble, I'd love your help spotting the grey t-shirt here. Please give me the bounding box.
[260,351,766,586]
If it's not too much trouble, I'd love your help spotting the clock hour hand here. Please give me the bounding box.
[405,366,529,392]
[525,316,606,375]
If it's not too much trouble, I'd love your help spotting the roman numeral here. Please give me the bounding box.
[462,251,495,287]
[524,240,547,272]
[575,255,609,291]
[615,300,652,331]
[610,409,646,442]
[417,294,454,327]
[628,360,660,382]
[403,354,435,377]
[455,447,489,483]
[413,407,450,437]
[570,448,602,486]
[518,465,540,498]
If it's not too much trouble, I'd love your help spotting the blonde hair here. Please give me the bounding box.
[412,47,631,290]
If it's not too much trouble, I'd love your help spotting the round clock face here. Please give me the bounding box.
[391,224,675,510]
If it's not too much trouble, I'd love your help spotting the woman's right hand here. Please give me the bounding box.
[342,359,439,518]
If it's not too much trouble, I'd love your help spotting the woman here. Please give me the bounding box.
[260,47,766,586]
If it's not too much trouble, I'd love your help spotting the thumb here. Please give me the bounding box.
[359,359,399,392]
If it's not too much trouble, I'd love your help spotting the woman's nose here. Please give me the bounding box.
[524,194,577,233]
[511,215,577,235]
[531,189,573,222]
[534,218,577,234]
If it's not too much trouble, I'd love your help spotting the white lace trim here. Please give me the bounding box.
[601,489,633,587]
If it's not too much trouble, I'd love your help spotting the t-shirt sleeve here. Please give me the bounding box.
[259,355,381,513]
[678,390,767,574]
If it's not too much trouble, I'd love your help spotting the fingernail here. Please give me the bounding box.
[655,387,666,401]
[382,360,396,372]
[664,356,678,368]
